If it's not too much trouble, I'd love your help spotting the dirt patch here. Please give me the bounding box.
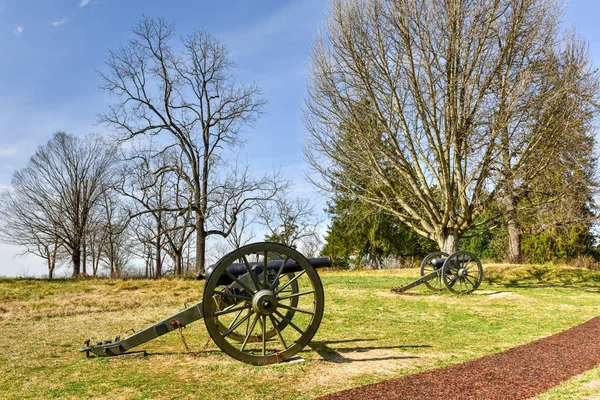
[303,348,421,394]
[582,378,600,391]
[318,316,600,399]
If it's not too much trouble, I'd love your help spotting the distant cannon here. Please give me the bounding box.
[391,251,483,294]
[80,242,329,365]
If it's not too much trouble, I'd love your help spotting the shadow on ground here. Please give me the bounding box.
[308,339,427,363]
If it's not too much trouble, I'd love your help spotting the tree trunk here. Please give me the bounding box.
[197,232,206,274]
[156,216,162,278]
[72,247,81,277]
[49,239,58,279]
[437,227,459,253]
[196,211,206,274]
[501,189,522,263]
[47,257,55,279]
[371,255,380,270]
[174,253,182,275]
[506,206,522,263]
[82,232,87,276]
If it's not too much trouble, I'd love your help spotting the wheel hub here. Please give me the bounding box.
[458,268,468,277]
[252,289,279,315]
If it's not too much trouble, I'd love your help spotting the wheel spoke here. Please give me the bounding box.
[243,255,261,290]
[269,315,287,349]
[214,290,252,302]
[269,257,289,290]
[224,270,256,296]
[275,270,306,294]
[228,307,248,330]
[222,309,254,338]
[262,316,267,356]
[447,275,459,288]
[240,314,260,352]
[464,276,476,287]
[274,310,305,335]
[214,303,251,317]
[263,251,268,288]
[465,264,479,272]
[244,309,251,336]
[278,303,315,315]
[278,289,315,301]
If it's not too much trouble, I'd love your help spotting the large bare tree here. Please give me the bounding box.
[304,0,595,253]
[0,132,117,276]
[100,17,283,273]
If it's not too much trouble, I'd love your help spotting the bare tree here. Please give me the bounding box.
[160,162,195,275]
[97,191,134,278]
[100,17,283,273]
[304,0,595,253]
[117,145,173,277]
[0,207,63,278]
[0,132,117,276]
[259,195,323,248]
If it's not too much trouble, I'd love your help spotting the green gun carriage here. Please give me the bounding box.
[391,251,484,294]
[81,242,330,365]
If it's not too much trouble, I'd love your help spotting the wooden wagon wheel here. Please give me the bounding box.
[441,251,483,294]
[420,251,449,292]
[203,242,325,365]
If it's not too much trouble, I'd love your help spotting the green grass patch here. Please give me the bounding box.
[1,264,599,399]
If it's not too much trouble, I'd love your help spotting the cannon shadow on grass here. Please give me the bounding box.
[124,340,427,363]
[307,339,427,363]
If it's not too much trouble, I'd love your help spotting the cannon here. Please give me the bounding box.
[391,251,483,294]
[80,242,330,365]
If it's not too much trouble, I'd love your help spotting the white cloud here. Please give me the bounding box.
[79,0,92,8]
[0,146,18,157]
[51,17,70,27]
[13,25,23,37]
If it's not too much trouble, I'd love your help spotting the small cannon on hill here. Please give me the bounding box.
[80,242,330,365]
[391,251,483,294]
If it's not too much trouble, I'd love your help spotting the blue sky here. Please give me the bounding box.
[0,0,599,276]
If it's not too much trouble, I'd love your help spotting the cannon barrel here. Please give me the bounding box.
[200,256,332,285]
[430,257,476,268]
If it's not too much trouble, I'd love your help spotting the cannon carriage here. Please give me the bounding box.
[391,251,484,294]
[81,242,329,365]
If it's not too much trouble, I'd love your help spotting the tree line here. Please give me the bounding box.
[3,0,599,276]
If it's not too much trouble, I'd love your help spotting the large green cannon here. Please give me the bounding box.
[80,242,330,365]
[391,251,484,294]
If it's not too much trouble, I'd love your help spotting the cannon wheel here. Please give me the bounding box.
[203,242,325,365]
[420,251,449,292]
[441,251,483,294]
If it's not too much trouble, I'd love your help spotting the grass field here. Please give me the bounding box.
[1,264,600,399]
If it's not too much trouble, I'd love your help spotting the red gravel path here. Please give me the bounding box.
[318,316,600,399]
